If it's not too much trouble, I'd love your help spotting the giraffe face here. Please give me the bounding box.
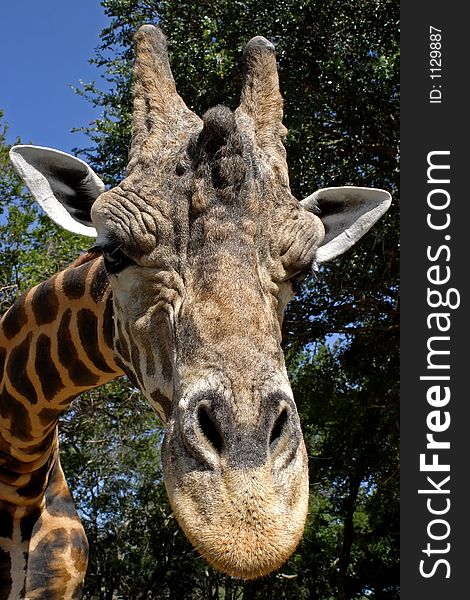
[10,25,391,581]
[85,28,330,577]
[90,104,324,576]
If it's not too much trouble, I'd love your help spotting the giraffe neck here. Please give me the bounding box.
[0,255,122,505]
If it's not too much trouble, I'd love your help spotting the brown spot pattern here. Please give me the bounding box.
[57,310,99,387]
[1,296,28,340]
[0,387,32,442]
[31,278,59,326]
[35,334,64,401]
[0,347,6,379]
[62,264,88,300]
[6,332,38,405]
[76,309,115,373]
[103,295,115,350]
[150,389,171,418]
[89,262,109,303]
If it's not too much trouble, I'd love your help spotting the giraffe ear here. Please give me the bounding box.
[9,145,103,237]
[301,187,392,263]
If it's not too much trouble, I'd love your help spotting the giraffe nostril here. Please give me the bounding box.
[197,405,224,454]
[269,408,289,451]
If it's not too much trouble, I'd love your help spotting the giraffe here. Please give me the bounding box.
[1,25,391,598]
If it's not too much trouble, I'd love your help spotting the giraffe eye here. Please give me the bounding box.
[102,247,135,274]
[88,242,136,274]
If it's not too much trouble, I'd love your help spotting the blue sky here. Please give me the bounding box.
[0,1,109,154]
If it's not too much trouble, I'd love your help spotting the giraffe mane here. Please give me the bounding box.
[69,251,102,269]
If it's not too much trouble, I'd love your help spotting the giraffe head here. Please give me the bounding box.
[10,26,390,578]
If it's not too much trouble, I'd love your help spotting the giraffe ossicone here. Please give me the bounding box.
[1,24,391,596]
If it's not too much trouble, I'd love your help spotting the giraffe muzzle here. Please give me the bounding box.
[177,389,303,472]
[161,386,309,579]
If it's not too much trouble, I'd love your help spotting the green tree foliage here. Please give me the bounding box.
[1,0,399,597]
